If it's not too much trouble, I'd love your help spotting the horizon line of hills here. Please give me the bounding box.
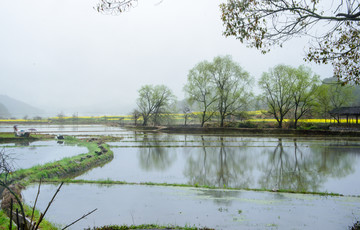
[2,83,360,119]
[0,95,134,119]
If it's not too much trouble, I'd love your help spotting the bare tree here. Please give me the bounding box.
[131,109,141,126]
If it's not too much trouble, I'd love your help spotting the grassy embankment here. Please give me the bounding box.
[0,133,55,143]
[0,135,114,229]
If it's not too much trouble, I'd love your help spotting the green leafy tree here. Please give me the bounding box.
[315,79,354,122]
[221,0,360,84]
[137,84,176,126]
[292,66,320,129]
[184,61,218,127]
[314,84,333,122]
[259,65,296,128]
[185,56,253,127]
[209,56,253,127]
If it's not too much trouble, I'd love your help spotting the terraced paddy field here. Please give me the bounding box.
[1,124,359,229]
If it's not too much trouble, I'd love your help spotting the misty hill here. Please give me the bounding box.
[0,103,11,118]
[0,95,44,118]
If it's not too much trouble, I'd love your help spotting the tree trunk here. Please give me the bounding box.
[220,117,224,127]
[142,117,148,126]
[201,112,206,127]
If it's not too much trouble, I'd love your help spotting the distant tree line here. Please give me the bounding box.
[134,55,358,128]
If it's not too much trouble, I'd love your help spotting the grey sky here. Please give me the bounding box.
[0,0,333,116]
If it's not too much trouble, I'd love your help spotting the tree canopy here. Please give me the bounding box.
[315,78,354,122]
[259,65,296,128]
[183,61,218,127]
[221,0,360,84]
[184,55,253,127]
[136,84,176,126]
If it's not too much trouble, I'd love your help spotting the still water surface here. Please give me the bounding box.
[0,124,127,136]
[22,183,360,230]
[0,141,87,170]
[2,124,360,229]
[77,133,360,195]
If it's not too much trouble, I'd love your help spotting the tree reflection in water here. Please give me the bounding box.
[258,138,356,193]
[135,132,358,194]
[138,133,176,171]
[184,136,254,188]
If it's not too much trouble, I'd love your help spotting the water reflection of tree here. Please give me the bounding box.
[258,138,356,193]
[184,136,254,188]
[138,133,176,171]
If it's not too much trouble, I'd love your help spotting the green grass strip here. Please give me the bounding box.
[2,136,114,186]
[42,178,348,197]
[91,224,213,230]
[0,210,16,230]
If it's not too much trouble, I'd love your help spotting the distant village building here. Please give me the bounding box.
[329,106,360,124]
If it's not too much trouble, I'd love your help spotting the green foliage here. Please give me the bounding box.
[184,55,254,127]
[237,121,258,128]
[259,65,296,128]
[291,66,320,128]
[137,85,176,126]
[183,60,218,127]
[259,64,320,128]
[314,78,355,121]
[0,210,16,230]
[22,204,59,230]
[5,138,113,186]
[220,0,360,84]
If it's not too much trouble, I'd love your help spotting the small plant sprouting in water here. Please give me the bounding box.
[218,207,228,212]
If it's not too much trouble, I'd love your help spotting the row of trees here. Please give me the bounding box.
[259,65,354,128]
[259,65,319,129]
[134,56,254,127]
[134,55,356,128]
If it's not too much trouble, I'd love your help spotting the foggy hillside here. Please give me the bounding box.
[0,95,44,118]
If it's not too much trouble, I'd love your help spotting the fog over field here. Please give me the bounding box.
[0,0,333,116]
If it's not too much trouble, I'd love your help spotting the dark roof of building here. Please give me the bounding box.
[329,106,360,115]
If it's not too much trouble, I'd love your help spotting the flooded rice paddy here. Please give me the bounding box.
[0,140,87,170]
[0,124,127,136]
[77,133,360,196]
[1,124,360,229]
[22,183,360,230]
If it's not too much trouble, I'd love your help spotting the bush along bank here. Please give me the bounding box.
[0,136,114,229]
